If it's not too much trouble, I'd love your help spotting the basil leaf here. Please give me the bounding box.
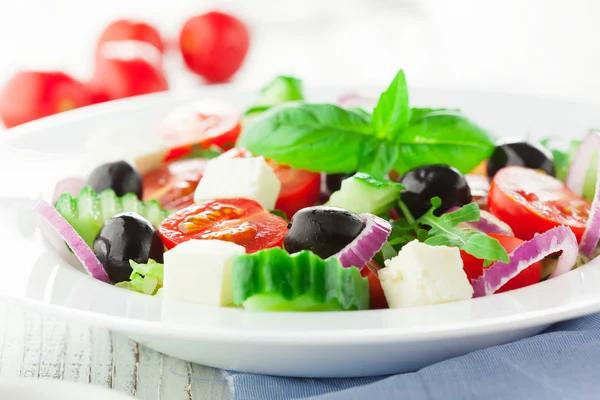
[270,209,289,222]
[393,112,495,174]
[410,107,459,124]
[245,76,304,116]
[357,142,399,178]
[372,70,410,140]
[238,103,384,174]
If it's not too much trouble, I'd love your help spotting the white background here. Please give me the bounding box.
[0,0,598,104]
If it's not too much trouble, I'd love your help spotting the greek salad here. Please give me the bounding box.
[34,69,600,311]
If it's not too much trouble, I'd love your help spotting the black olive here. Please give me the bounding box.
[93,212,164,283]
[284,206,365,259]
[87,160,143,198]
[487,141,555,178]
[325,172,355,194]
[398,164,471,218]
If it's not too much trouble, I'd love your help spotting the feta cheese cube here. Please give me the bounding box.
[193,156,281,210]
[163,239,245,306]
[378,240,473,308]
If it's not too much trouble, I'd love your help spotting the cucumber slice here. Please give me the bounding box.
[54,186,169,248]
[326,173,404,215]
[231,248,369,311]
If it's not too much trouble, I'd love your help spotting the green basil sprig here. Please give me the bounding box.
[237,69,495,178]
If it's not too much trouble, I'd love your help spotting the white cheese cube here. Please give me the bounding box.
[163,239,245,306]
[193,156,281,210]
[378,240,473,308]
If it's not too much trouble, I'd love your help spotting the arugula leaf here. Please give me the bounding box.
[372,70,410,140]
[380,241,399,260]
[417,198,509,263]
[245,75,304,116]
[393,112,495,174]
[238,102,384,174]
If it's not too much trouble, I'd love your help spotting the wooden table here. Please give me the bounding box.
[0,303,229,399]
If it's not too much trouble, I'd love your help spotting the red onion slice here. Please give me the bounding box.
[446,207,513,236]
[33,200,111,283]
[566,130,600,256]
[472,226,578,297]
[331,213,392,270]
[52,177,85,203]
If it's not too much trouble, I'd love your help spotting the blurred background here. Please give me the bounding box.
[0,0,599,129]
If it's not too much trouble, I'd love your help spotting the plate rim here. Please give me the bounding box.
[3,86,600,345]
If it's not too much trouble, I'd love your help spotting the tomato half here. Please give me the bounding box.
[159,199,288,253]
[460,234,542,293]
[96,19,164,56]
[361,265,388,309]
[159,100,242,159]
[268,162,321,219]
[488,166,590,241]
[142,158,208,210]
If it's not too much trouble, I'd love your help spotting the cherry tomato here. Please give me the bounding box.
[0,71,93,128]
[361,265,388,309]
[488,166,590,241]
[142,158,208,210]
[96,19,164,58]
[159,199,288,253]
[91,40,168,101]
[460,234,542,294]
[267,162,321,219]
[179,11,250,83]
[159,100,242,158]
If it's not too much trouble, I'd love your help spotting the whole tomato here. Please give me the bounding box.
[0,71,93,128]
[96,19,164,55]
[179,11,250,83]
[91,40,168,101]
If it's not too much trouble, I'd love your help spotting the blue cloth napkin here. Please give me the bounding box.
[225,313,600,400]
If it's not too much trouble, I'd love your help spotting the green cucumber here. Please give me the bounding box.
[325,173,404,215]
[54,186,170,248]
[231,248,369,311]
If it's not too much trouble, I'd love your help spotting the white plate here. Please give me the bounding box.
[0,378,133,400]
[2,86,600,378]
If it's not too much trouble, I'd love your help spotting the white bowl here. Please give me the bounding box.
[2,86,600,378]
[0,378,132,400]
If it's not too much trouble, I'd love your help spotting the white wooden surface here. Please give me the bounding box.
[1,1,600,398]
[0,303,230,399]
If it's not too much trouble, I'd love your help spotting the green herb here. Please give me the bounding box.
[245,75,304,116]
[416,198,509,264]
[180,145,223,160]
[372,70,410,140]
[270,209,289,222]
[352,172,404,189]
[237,69,495,178]
[115,259,164,296]
[379,241,398,260]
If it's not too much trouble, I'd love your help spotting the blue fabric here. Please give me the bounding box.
[226,313,600,400]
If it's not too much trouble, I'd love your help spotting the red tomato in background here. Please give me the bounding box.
[268,162,321,219]
[488,166,589,241]
[159,100,242,160]
[179,11,250,82]
[91,40,168,101]
[0,71,93,128]
[460,234,542,294]
[159,198,288,252]
[96,19,164,57]
[361,266,388,309]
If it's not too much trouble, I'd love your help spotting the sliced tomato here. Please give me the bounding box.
[361,265,388,309]
[142,158,208,210]
[267,162,321,219]
[159,100,242,160]
[460,234,541,293]
[488,166,590,241]
[159,199,288,253]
